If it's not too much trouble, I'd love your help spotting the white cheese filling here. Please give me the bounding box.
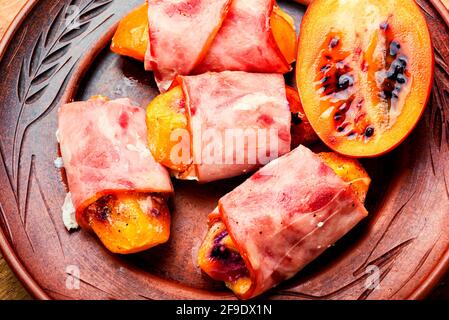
[62,192,79,231]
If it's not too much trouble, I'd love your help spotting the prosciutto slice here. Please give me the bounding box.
[146,0,232,91]
[146,0,290,92]
[179,71,291,182]
[217,145,368,299]
[58,98,173,228]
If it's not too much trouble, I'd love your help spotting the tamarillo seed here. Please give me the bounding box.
[365,126,375,137]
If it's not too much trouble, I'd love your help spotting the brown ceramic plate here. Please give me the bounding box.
[0,0,448,300]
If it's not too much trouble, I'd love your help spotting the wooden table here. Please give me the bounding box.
[0,0,449,301]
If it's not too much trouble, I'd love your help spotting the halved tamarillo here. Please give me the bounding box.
[296,0,434,157]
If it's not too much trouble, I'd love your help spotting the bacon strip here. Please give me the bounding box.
[217,145,368,299]
[194,0,290,74]
[146,0,232,91]
[178,71,291,182]
[58,98,173,228]
[145,0,290,92]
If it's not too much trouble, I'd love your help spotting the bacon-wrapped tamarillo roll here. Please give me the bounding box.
[58,97,173,254]
[198,145,371,299]
[145,71,317,183]
[111,0,297,91]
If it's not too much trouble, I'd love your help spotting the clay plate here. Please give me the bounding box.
[0,0,448,300]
